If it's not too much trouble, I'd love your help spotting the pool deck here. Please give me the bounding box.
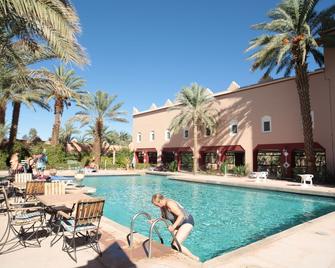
[0,213,200,268]
[166,173,335,198]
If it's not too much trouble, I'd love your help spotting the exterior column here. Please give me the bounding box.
[176,152,181,171]
[157,150,162,165]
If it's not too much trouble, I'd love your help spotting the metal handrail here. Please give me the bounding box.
[148,218,182,258]
[129,211,163,248]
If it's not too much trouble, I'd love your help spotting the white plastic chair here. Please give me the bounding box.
[249,171,268,182]
[299,174,314,186]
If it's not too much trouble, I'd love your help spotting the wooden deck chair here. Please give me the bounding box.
[25,181,45,202]
[0,187,44,254]
[44,182,66,195]
[14,173,32,183]
[59,198,105,262]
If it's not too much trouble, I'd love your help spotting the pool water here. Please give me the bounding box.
[83,175,335,261]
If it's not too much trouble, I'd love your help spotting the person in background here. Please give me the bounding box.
[9,152,23,175]
[36,149,48,176]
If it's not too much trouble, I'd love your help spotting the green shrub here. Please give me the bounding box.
[220,161,228,175]
[100,156,115,169]
[136,163,150,169]
[168,160,178,172]
[12,141,31,160]
[232,165,247,176]
[0,150,8,170]
[115,148,132,169]
[45,145,67,169]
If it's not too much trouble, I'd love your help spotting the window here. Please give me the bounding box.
[230,120,238,135]
[205,127,211,137]
[257,150,282,177]
[261,116,272,133]
[149,131,155,141]
[137,132,142,143]
[165,130,171,141]
[183,129,189,139]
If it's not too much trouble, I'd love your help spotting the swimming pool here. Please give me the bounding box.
[83,175,335,261]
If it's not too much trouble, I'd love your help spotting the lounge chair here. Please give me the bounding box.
[58,198,105,262]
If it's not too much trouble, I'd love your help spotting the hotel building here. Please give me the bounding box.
[132,31,335,179]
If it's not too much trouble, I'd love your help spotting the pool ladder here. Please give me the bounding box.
[129,211,182,258]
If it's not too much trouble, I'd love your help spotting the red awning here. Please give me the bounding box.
[254,142,325,152]
[135,148,157,153]
[200,145,245,153]
[162,147,192,153]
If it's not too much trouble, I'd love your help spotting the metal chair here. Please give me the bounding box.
[58,198,105,262]
[0,186,45,254]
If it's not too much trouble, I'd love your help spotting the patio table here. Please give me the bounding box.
[36,193,94,208]
[12,182,26,190]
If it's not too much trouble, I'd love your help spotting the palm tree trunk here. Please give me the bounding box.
[51,98,63,145]
[0,101,6,125]
[295,63,315,174]
[193,123,198,174]
[8,102,21,153]
[93,120,102,168]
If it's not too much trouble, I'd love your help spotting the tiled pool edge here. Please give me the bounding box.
[168,175,335,198]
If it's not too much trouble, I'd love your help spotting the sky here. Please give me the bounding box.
[7,0,334,140]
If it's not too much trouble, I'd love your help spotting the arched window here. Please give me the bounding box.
[149,131,155,141]
[165,130,171,141]
[183,129,189,139]
[230,120,238,135]
[137,132,142,143]
[261,116,272,133]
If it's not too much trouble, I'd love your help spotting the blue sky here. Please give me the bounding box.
[8,0,333,140]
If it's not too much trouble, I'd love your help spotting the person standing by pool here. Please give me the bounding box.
[151,193,199,261]
[36,149,48,176]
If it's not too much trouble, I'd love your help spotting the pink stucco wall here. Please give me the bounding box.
[132,45,335,175]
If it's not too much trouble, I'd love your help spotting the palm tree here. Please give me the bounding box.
[246,0,335,174]
[72,91,128,167]
[59,120,80,145]
[42,65,86,145]
[0,35,56,130]
[7,85,49,152]
[170,83,219,174]
[0,0,87,66]
[119,131,132,146]
[84,125,119,145]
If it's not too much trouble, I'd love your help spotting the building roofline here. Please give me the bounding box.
[133,69,324,117]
